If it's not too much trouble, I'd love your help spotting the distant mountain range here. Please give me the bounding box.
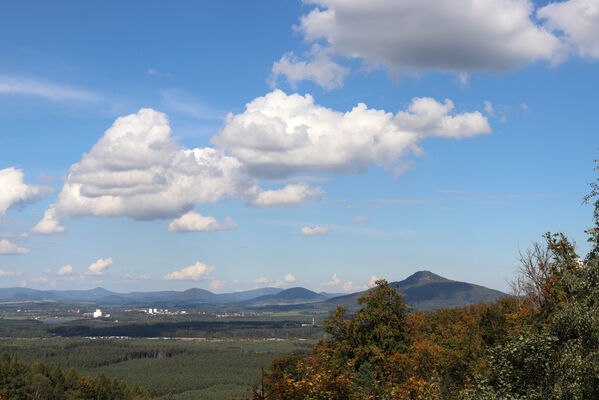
[0,271,506,311]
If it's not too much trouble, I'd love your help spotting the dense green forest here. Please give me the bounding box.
[254,160,599,399]
[0,316,328,341]
[0,338,315,399]
[0,352,150,400]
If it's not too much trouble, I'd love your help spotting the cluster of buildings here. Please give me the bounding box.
[121,308,187,315]
[215,312,244,318]
[91,309,110,318]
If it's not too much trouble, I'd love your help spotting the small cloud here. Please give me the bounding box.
[484,101,494,116]
[270,280,285,288]
[521,103,530,112]
[0,269,22,277]
[57,264,74,276]
[38,172,54,183]
[457,73,469,86]
[147,68,171,78]
[284,273,297,283]
[248,183,324,208]
[323,273,340,286]
[364,276,380,289]
[0,167,53,216]
[31,277,48,284]
[163,261,215,281]
[353,216,370,223]
[169,212,237,232]
[343,281,359,292]
[0,239,30,255]
[209,280,226,290]
[270,44,349,90]
[393,160,415,178]
[300,226,331,236]
[254,277,268,284]
[120,273,150,284]
[85,258,113,276]
[31,207,66,234]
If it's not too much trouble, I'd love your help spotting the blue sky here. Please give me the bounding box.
[1,0,598,293]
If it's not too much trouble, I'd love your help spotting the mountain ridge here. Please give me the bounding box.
[0,271,506,310]
[329,270,506,311]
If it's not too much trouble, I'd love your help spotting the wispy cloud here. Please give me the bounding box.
[147,68,171,78]
[438,190,566,200]
[0,76,102,101]
[264,176,332,185]
[160,89,222,120]
[299,225,331,236]
[372,199,436,204]
[0,239,30,255]
[0,269,22,277]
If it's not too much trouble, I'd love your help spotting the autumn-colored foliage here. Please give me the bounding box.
[255,159,599,400]
[257,280,527,400]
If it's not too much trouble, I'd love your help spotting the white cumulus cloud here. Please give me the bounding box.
[57,264,74,276]
[365,276,380,289]
[298,0,563,74]
[213,90,490,178]
[353,216,370,223]
[271,44,349,89]
[209,280,226,290]
[0,239,30,255]
[284,273,297,283]
[248,183,324,207]
[0,167,52,216]
[323,273,340,286]
[31,207,66,234]
[86,258,113,276]
[168,211,237,232]
[164,261,215,281]
[35,108,257,229]
[538,0,599,58]
[301,226,331,236]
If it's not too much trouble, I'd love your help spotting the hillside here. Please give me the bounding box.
[328,270,506,311]
[242,287,327,306]
[0,271,504,310]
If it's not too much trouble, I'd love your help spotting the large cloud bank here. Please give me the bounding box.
[33,109,257,233]
[270,0,599,88]
[214,90,489,178]
[34,91,489,231]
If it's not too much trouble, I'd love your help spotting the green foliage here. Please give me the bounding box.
[259,165,599,399]
[0,338,314,399]
[583,157,599,262]
[0,352,150,399]
[466,163,599,399]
